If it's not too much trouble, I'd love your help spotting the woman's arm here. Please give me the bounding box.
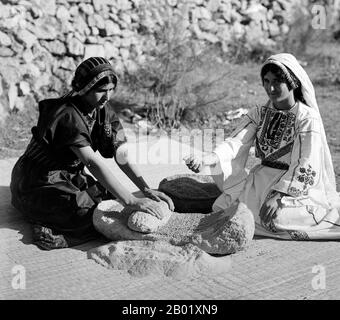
[184,152,219,173]
[114,144,175,210]
[70,145,165,218]
[72,145,135,204]
[184,109,258,174]
[114,144,150,192]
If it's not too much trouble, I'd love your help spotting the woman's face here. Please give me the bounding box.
[263,71,293,104]
[83,82,116,110]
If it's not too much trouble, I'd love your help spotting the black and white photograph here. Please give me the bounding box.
[0,0,340,305]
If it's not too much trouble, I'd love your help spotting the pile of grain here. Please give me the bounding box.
[88,240,232,279]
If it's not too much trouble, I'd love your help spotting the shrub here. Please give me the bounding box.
[122,1,231,131]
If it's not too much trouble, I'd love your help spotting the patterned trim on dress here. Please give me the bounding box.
[288,164,316,196]
[256,107,296,157]
[259,107,295,149]
[261,218,278,233]
[288,187,304,197]
[287,230,310,240]
[103,123,112,137]
[255,138,266,160]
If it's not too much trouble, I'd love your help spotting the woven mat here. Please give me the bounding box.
[1,144,340,299]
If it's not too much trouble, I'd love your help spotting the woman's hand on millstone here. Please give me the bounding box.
[130,197,165,219]
[143,188,175,211]
[183,153,219,173]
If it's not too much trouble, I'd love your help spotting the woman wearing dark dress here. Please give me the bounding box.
[10,57,173,250]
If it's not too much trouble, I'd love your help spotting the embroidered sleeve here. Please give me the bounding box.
[272,115,321,197]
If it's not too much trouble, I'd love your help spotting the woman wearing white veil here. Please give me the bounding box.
[185,53,340,240]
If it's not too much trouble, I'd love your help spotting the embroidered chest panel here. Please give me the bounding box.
[256,107,296,159]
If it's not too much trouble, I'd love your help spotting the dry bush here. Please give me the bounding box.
[122,2,231,130]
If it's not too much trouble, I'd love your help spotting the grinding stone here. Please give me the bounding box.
[158,174,221,213]
[93,199,255,255]
[127,201,173,233]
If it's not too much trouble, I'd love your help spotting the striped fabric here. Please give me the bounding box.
[23,138,82,171]
[24,138,60,169]
[71,57,118,95]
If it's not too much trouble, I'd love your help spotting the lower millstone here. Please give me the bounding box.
[93,199,255,255]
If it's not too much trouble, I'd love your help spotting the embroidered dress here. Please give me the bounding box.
[209,54,340,240]
[10,96,127,249]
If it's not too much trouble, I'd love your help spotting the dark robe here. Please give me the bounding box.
[10,96,127,249]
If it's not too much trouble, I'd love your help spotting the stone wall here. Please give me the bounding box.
[0,0,337,121]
